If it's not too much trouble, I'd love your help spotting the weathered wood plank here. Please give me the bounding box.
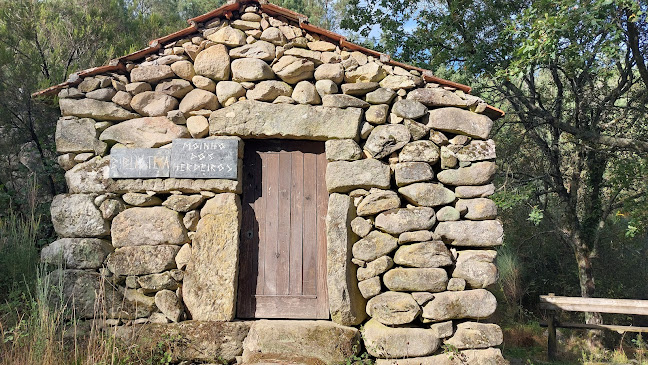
[276,152,292,295]
[289,151,304,296]
[540,321,648,333]
[253,295,329,319]
[539,295,648,315]
[302,152,318,297]
[263,152,279,295]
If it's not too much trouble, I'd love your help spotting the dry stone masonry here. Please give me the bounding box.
[39,1,507,364]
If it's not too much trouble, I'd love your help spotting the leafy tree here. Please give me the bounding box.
[341,0,648,324]
[0,0,192,213]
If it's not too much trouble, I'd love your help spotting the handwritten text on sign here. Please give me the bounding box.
[109,138,238,179]
[170,139,238,179]
[110,148,171,178]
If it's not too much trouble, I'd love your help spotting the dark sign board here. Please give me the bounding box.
[108,139,238,180]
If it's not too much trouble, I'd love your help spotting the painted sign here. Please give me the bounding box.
[109,148,170,178]
[109,139,238,179]
[170,139,238,179]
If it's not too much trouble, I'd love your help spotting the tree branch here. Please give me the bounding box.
[554,121,648,153]
[626,11,648,89]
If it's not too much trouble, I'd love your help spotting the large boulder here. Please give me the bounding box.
[155,290,183,322]
[356,189,401,216]
[65,157,111,193]
[272,56,314,84]
[193,44,231,81]
[445,322,503,349]
[426,107,494,139]
[322,94,370,108]
[393,241,453,268]
[326,194,367,326]
[50,194,109,237]
[422,289,497,321]
[364,125,411,159]
[130,65,175,83]
[115,321,251,363]
[207,26,246,47]
[231,58,275,82]
[292,81,321,105]
[179,89,219,114]
[363,318,440,358]
[55,117,106,154]
[209,100,362,140]
[366,291,421,325]
[155,79,193,98]
[60,98,139,121]
[314,63,344,83]
[435,220,503,247]
[246,80,293,101]
[99,116,189,148]
[394,162,434,187]
[345,62,387,83]
[41,238,113,269]
[375,348,508,365]
[399,140,440,164]
[456,198,498,220]
[242,320,361,365]
[383,267,448,292]
[326,159,391,193]
[111,207,188,247]
[366,88,396,104]
[437,162,497,186]
[374,207,436,235]
[130,91,178,117]
[216,81,246,103]
[392,99,427,119]
[455,184,495,199]
[183,194,241,321]
[453,250,498,288]
[352,230,398,262]
[106,245,180,276]
[407,88,468,107]
[456,139,496,162]
[325,139,362,161]
[398,183,456,207]
[379,74,421,90]
[357,256,393,281]
[229,40,276,61]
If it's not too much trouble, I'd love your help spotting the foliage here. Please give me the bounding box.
[340,0,648,310]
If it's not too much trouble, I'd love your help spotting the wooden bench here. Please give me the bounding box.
[539,294,648,360]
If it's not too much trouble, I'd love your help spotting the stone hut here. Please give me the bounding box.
[34,1,507,363]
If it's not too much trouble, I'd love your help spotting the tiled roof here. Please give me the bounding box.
[32,0,504,119]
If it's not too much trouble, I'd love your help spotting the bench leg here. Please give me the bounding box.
[548,311,557,361]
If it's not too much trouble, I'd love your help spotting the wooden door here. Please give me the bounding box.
[237,140,329,319]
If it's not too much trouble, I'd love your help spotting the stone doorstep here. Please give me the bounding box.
[114,320,360,365]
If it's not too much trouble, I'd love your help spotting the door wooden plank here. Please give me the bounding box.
[289,151,304,295]
[254,295,330,319]
[263,152,279,295]
[302,152,318,296]
[276,152,292,295]
[315,151,330,318]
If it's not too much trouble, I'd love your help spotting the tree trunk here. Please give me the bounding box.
[573,240,603,349]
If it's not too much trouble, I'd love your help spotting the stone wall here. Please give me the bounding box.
[43,2,506,364]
